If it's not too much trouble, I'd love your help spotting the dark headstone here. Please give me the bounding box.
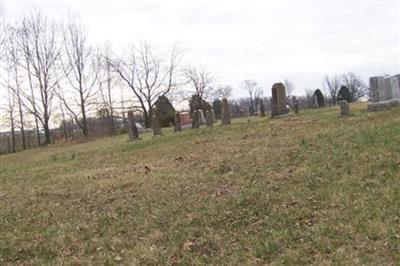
[271,83,290,117]
[258,99,266,117]
[221,98,231,125]
[337,85,352,103]
[293,97,299,114]
[127,111,139,141]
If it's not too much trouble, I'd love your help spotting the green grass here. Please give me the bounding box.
[1,103,400,265]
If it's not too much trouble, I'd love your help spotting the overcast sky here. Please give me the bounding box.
[3,0,400,98]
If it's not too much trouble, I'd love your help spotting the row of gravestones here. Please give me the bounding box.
[126,99,232,141]
[368,74,400,111]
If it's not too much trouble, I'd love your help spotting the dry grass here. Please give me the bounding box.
[1,103,400,265]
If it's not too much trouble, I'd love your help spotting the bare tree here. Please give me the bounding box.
[342,72,367,102]
[17,11,63,145]
[5,78,16,153]
[322,74,341,105]
[284,79,295,108]
[110,41,182,128]
[213,85,232,100]
[99,43,117,135]
[184,65,214,128]
[59,18,99,137]
[241,79,261,116]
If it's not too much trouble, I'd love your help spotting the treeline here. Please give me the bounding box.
[0,10,368,155]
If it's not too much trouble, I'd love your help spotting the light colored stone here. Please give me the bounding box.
[390,74,400,99]
[384,77,393,101]
[339,100,349,116]
[127,111,139,141]
[369,76,384,102]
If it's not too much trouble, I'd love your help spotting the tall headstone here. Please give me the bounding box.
[205,110,214,127]
[313,95,319,108]
[313,89,325,107]
[221,98,231,125]
[369,76,384,102]
[174,112,182,132]
[192,110,200,129]
[127,111,139,141]
[152,112,163,136]
[271,83,290,117]
[339,100,349,116]
[258,99,266,117]
[211,109,216,122]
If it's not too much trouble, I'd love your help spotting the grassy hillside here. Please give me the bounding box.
[1,103,400,265]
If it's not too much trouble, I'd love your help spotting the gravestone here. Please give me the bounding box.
[313,95,319,108]
[192,110,200,129]
[369,76,384,102]
[339,100,349,116]
[293,97,299,114]
[174,112,182,132]
[198,109,206,125]
[152,112,163,136]
[384,77,393,101]
[211,109,216,122]
[368,74,400,111]
[221,98,231,125]
[258,99,266,117]
[313,89,325,107]
[271,83,290,117]
[127,111,139,141]
[205,110,214,127]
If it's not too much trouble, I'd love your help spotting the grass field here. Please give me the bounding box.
[1,103,400,265]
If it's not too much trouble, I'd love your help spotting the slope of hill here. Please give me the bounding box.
[1,103,399,265]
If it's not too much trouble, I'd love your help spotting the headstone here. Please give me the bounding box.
[339,100,349,116]
[312,95,319,108]
[313,89,325,107]
[221,98,231,125]
[271,83,290,117]
[198,110,206,125]
[258,99,266,117]
[152,112,162,136]
[293,97,299,114]
[390,75,400,99]
[174,112,182,132]
[384,77,393,101]
[205,110,214,127]
[127,111,139,141]
[192,110,200,129]
[211,109,216,122]
[369,76,384,102]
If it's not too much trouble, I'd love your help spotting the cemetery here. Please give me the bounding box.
[0,1,399,265]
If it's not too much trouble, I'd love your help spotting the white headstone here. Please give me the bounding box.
[369,76,384,102]
[383,77,393,101]
[391,74,400,99]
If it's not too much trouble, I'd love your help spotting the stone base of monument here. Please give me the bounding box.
[271,111,292,118]
[367,99,400,112]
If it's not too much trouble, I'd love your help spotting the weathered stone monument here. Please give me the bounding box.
[205,110,214,127]
[271,83,290,117]
[174,112,182,132]
[339,100,349,116]
[368,74,400,111]
[258,99,266,117]
[152,112,163,136]
[221,98,231,125]
[198,110,206,125]
[127,111,139,141]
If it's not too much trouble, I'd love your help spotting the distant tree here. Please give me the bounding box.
[241,79,261,116]
[337,85,352,102]
[154,95,175,127]
[284,79,295,104]
[212,99,222,120]
[213,85,232,99]
[342,72,367,102]
[184,65,214,128]
[110,41,182,128]
[323,74,341,105]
